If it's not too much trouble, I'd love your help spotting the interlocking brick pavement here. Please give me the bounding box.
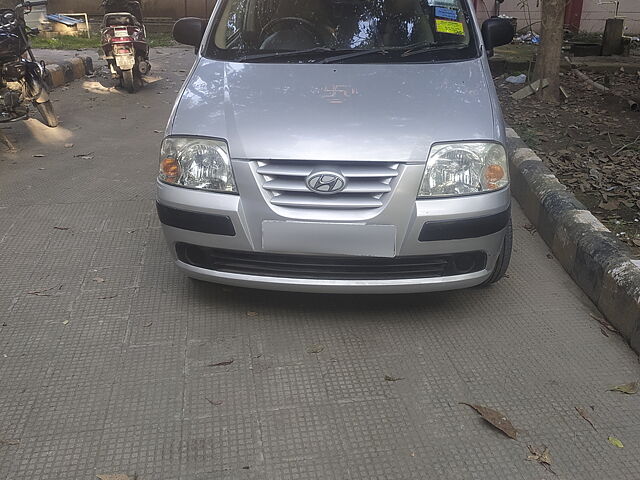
[0,48,639,479]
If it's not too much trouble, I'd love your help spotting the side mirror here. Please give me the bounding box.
[481,18,514,53]
[173,17,208,49]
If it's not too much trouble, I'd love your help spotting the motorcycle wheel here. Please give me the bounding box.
[34,100,59,128]
[122,69,136,94]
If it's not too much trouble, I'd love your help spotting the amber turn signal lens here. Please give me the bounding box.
[161,157,180,183]
[483,164,505,185]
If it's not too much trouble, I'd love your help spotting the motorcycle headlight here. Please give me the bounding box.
[159,137,237,193]
[418,142,508,198]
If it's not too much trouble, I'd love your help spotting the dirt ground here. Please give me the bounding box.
[497,68,640,255]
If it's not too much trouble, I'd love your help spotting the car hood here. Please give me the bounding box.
[170,57,499,162]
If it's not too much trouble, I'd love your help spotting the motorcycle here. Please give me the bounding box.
[100,1,150,93]
[0,0,58,127]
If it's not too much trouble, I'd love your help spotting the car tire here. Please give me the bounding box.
[483,217,513,285]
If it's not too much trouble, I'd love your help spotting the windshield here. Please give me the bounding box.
[205,0,478,63]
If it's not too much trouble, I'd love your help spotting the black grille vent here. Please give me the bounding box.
[176,243,486,280]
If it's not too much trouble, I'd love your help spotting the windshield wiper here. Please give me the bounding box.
[235,47,334,62]
[317,48,388,64]
[401,43,464,58]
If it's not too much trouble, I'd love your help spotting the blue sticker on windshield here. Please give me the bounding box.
[435,7,458,20]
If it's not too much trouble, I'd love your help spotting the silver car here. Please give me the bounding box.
[157,0,515,293]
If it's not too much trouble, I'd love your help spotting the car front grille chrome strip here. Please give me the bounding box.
[256,160,400,209]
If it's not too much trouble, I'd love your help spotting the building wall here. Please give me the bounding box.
[35,0,640,34]
[47,0,217,18]
[581,0,639,33]
[497,0,639,34]
[493,0,540,32]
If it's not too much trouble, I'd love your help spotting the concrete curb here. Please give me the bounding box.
[45,56,94,90]
[507,128,640,353]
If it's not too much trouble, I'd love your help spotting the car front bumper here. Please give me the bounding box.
[156,173,511,293]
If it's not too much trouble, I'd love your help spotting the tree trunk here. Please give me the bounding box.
[534,0,566,103]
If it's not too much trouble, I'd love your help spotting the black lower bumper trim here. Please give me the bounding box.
[156,203,236,236]
[419,208,511,242]
[176,243,487,280]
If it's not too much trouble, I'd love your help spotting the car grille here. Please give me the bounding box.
[176,243,487,280]
[256,161,400,209]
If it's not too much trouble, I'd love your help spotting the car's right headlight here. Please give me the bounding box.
[418,142,508,198]
[159,136,237,194]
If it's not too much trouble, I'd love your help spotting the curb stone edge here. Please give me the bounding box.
[45,56,93,90]
[506,127,640,353]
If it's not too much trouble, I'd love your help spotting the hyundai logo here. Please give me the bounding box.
[305,171,347,195]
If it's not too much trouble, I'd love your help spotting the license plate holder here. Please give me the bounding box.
[262,221,396,258]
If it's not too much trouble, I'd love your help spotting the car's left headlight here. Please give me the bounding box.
[159,136,237,193]
[418,142,508,198]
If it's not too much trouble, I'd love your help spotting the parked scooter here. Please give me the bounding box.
[100,0,150,93]
[0,0,58,127]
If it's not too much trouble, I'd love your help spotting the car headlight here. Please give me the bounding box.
[418,142,508,198]
[159,137,237,193]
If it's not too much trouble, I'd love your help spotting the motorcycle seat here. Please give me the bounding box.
[103,13,141,28]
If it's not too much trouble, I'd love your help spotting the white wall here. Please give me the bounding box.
[493,0,639,34]
[581,0,639,33]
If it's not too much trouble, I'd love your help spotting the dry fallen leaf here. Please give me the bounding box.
[27,285,61,296]
[306,344,324,354]
[246,311,258,317]
[96,475,132,480]
[460,403,518,439]
[0,439,20,446]
[575,406,597,431]
[527,445,555,475]
[208,359,234,367]
[608,381,638,395]
[608,436,624,448]
[599,200,620,211]
[590,313,618,333]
